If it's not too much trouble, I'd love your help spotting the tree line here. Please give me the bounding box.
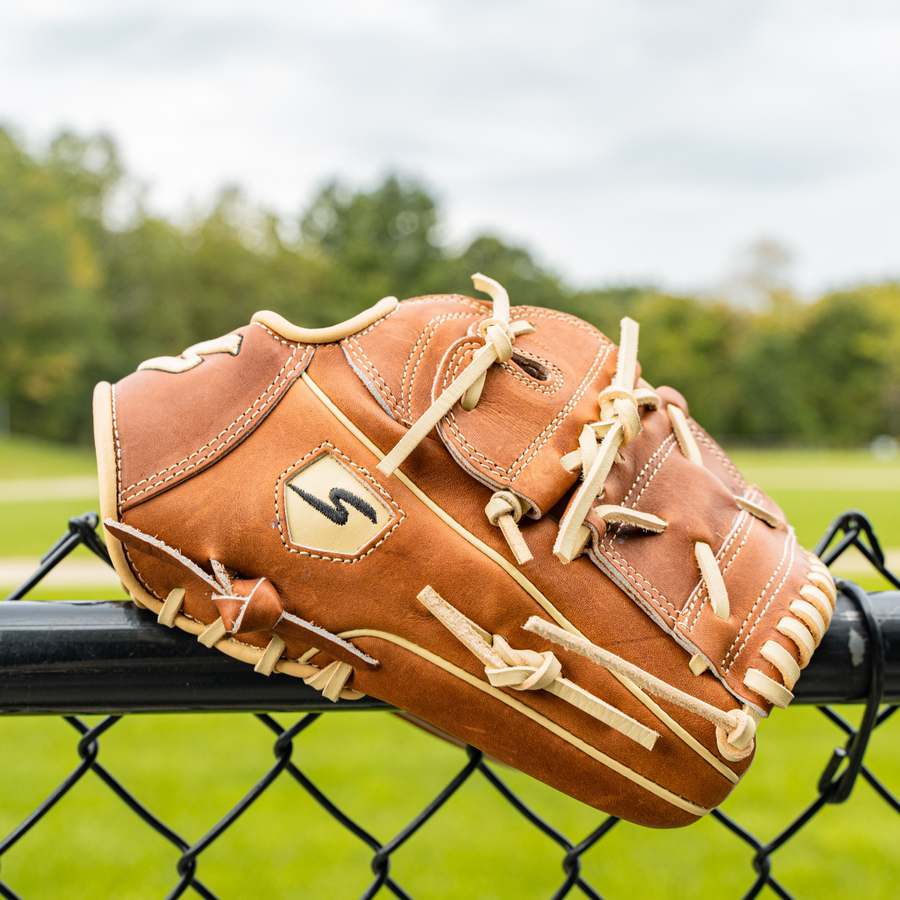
[1,126,898,447]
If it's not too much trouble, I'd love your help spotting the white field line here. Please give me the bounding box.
[0,557,122,589]
[0,476,99,502]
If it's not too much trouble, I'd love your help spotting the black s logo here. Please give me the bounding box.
[288,485,378,525]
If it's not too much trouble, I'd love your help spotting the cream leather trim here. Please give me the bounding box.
[301,372,741,785]
[93,381,141,604]
[252,297,399,344]
[340,628,711,818]
[91,381,315,680]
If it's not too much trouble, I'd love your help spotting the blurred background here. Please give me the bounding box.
[1,0,899,447]
[2,3,900,898]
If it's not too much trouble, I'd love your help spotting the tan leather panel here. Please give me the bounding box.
[112,371,750,820]
[587,395,810,710]
[95,289,831,825]
[114,323,313,512]
[279,445,402,559]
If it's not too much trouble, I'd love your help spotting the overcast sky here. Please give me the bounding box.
[2,0,898,295]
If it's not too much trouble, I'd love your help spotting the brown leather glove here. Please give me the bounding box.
[93,275,835,827]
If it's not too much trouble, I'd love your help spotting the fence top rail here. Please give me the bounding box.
[0,589,896,715]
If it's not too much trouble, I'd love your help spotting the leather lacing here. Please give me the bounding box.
[377,276,837,757]
[105,519,375,702]
[418,584,757,761]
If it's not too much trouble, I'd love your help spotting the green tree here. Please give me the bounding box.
[0,127,117,442]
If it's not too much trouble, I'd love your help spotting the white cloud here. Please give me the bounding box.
[1,0,898,293]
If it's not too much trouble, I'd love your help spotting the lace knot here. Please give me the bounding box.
[480,320,514,362]
[486,634,562,691]
[598,385,641,444]
[715,708,757,761]
[485,491,533,564]
[485,490,527,526]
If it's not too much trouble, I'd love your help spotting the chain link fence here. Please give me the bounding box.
[1,511,898,899]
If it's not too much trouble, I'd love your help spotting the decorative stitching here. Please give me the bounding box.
[342,303,492,424]
[402,294,490,313]
[252,321,301,347]
[343,337,407,421]
[615,435,677,511]
[439,333,614,480]
[629,438,677,509]
[349,294,485,345]
[691,424,747,490]
[121,340,312,501]
[513,306,599,335]
[111,386,123,518]
[500,348,563,396]
[722,533,795,671]
[402,312,476,418]
[683,513,753,630]
[597,437,676,564]
[603,544,679,618]
[348,302,515,425]
[336,301,401,342]
[274,441,406,562]
[123,546,163,601]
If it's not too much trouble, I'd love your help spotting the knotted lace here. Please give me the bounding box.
[485,491,534,564]
[418,585,660,750]
[523,616,759,761]
[553,317,664,563]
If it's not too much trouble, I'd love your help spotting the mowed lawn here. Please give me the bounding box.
[1,436,899,898]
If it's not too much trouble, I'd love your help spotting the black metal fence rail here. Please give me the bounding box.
[0,510,898,900]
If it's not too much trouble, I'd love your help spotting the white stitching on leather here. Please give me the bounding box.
[440,336,614,479]
[121,340,311,500]
[273,441,406,562]
[499,348,563,396]
[629,438,677,508]
[111,386,123,518]
[605,545,679,617]
[722,534,795,671]
[402,312,475,417]
[690,424,747,489]
[343,337,407,421]
[683,513,752,630]
[123,546,164,601]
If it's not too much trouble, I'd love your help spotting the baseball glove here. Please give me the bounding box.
[93,274,835,827]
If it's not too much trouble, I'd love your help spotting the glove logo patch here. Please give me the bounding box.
[288,484,379,526]
[278,445,403,560]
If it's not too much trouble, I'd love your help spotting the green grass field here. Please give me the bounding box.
[1,437,899,897]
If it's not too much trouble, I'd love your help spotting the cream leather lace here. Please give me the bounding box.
[419,585,757,761]
[377,274,534,479]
